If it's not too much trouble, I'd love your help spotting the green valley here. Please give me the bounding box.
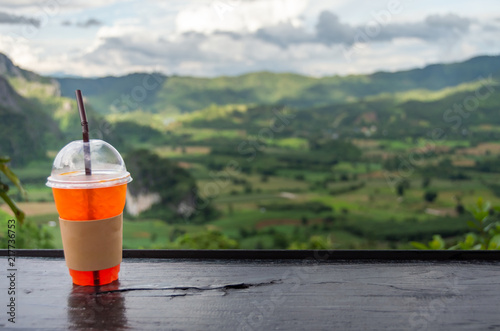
[1,53,500,249]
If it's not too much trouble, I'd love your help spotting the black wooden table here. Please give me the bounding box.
[1,250,499,330]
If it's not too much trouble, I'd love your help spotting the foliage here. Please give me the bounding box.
[289,235,332,249]
[172,230,239,249]
[0,216,55,249]
[450,198,500,250]
[0,156,26,224]
[411,198,500,250]
[423,191,438,203]
[0,158,54,249]
[410,235,445,250]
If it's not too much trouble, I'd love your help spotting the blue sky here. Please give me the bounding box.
[0,0,499,77]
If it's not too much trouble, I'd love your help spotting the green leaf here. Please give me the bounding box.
[484,222,500,232]
[488,234,500,250]
[483,201,491,212]
[477,197,484,210]
[410,241,429,250]
[0,191,25,225]
[464,233,478,247]
[470,197,491,223]
[466,220,480,231]
[0,163,27,200]
[429,235,445,250]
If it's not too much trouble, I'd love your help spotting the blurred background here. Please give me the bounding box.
[1,0,500,249]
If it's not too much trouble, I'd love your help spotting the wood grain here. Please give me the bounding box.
[1,257,499,330]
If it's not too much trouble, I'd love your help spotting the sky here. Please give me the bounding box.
[0,0,499,78]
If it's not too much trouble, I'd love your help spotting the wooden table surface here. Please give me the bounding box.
[1,251,499,330]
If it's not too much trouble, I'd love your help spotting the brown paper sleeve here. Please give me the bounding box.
[59,214,123,271]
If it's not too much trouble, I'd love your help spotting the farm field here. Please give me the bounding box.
[3,131,500,250]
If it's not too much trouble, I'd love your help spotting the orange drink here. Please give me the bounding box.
[47,140,132,286]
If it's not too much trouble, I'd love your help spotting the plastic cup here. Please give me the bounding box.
[46,139,132,286]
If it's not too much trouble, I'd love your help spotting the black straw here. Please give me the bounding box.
[75,90,92,176]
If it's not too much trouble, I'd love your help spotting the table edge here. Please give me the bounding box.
[1,249,500,261]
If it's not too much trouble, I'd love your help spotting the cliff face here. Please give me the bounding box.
[0,52,44,82]
[0,75,22,112]
[0,62,61,166]
[0,52,61,98]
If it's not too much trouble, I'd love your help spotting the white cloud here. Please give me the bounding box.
[0,0,499,78]
[0,34,41,67]
[175,0,308,34]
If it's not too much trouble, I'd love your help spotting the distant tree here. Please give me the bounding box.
[174,230,239,249]
[125,149,216,221]
[424,191,438,203]
[259,168,276,176]
[456,204,465,215]
[301,216,309,226]
[294,174,305,181]
[449,172,470,181]
[396,182,405,197]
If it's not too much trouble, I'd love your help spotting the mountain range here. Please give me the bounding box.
[0,52,499,166]
[55,54,500,114]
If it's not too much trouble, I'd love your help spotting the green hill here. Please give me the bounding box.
[54,54,500,114]
[57,73,167,114]
[0,75,61,165]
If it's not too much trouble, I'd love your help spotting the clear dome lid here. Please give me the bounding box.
[46,139,132,189]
